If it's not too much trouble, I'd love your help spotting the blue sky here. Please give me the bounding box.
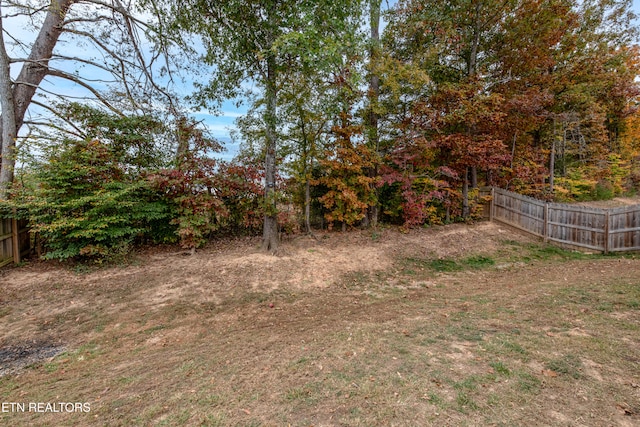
[3,0,640,162]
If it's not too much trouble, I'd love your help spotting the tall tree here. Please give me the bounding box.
[385,0,639,203]
[0,0,181,199]
[159,0,362,251]
[0,3,17,195]
[0,0,73,197]
[278,72,331,235]
[492,0,639,193]
[386,0,516,216]
[364,0,383,226]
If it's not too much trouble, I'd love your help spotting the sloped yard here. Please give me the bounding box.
[1,222,639,426]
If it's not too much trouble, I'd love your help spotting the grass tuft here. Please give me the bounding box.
[545,354,583,379]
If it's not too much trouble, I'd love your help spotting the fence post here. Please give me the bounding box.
[543,203,549,243]
[604,210,610,254]
[489,187,494,221]
[11,209,20,264]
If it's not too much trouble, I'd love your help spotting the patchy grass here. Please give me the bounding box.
[0,225,639,426]
[402,254,495,275]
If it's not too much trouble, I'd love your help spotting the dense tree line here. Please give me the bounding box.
[1,0,638,260]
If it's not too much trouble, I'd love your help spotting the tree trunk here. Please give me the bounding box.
[550,119,556,193]
[297,104,314,235]
[262,51,279,252]
[510,133,516,169]
[366,0,381,227]
[467,3,480,78]
[462,167,470,218]
[0,11,17,199]
[561,125,566,177]
[461,5,480,216]
[13,0,73,130]
[0,0,74,196]
[304,178,311,234]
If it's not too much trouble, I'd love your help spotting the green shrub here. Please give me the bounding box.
[9,139,172,261]
[592,179,614,201]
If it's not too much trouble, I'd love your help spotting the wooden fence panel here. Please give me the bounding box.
[478,187,493,220]
[547,204,606,251]
[0,215,30,267]
[485,187,640,253]
[492,188,546,237]
[608,205,640,252]
[0,217,14,267]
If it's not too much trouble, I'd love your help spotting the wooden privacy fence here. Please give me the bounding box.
[0,213,30,268]
[481,187,640,253]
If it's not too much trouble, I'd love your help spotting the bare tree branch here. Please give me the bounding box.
[60,27,144,109]
[29,98,87,137]
[1,0,187,191]
[45,68,124,115]
[23,119,85,139]
[51,54,118,75]
[1,3,47,19]
[112,0,176,113]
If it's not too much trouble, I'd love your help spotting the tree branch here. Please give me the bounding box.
[29,99,87,138]
[45,68,124,115]
[50,54,121,75]
[113,0,177,113]
[23,119,85,140]
[60,27,144,109]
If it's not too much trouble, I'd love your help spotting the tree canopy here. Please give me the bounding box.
[0,0,187,198]
[1,0,639,259]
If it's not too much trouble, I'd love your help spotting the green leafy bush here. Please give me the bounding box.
[9,138,172,260]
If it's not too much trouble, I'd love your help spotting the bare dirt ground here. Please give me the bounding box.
[0,222,639,426]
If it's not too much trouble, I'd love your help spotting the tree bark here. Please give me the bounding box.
[462,167,470,218]
[0,0,75,196]
[461,3,480,217]
[471,167,478,189]
[550,118,556,193]
[297,106,313,235]
[304,178,311,234]
[0,11,17,199]
[262,50,279,252]
[366,0,381,227]
[13,0,74,132]
[467,6,480,78]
